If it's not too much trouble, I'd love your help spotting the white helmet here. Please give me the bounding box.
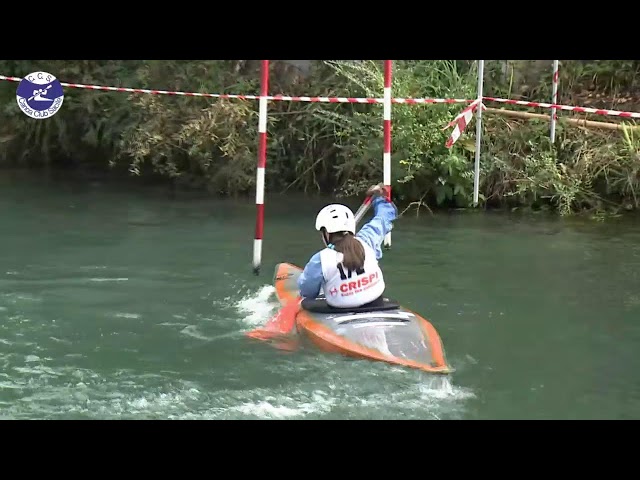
[315,204,356,234]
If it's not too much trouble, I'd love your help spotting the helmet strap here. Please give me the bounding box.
[321,230,332,248]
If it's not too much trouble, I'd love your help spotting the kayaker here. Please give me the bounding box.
[297,183,398,310]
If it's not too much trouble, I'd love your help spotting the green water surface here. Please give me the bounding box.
[1,172,639,419]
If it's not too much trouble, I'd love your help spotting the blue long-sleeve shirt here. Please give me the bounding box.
[297,196,398,299]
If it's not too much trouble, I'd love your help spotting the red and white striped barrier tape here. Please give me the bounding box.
[4,74,639,122]
[445,99,485,148]
[0,75,470,105]
[483,96,640,120]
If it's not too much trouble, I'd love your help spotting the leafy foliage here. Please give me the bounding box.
[0,59,639,215]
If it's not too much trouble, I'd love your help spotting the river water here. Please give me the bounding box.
[1,171,639,419]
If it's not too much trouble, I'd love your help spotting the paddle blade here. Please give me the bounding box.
[246,297,301,340]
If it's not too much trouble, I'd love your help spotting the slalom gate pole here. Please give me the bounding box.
[383,60,392,249]
[550,60,560,143]
[253,60,269,275]
[472,60,484,207]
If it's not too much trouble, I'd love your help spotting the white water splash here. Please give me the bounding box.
[89,278,129,282]
[234,285,279,327]
[2,293,41,304]
[0,353,475,420]
[416,375,473,400]
[113,312,141,319]
[349,374,474,419]
[231,391,337,419]
[158,322,189,327]
[179,325,212,341]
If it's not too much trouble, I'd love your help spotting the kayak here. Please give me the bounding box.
[271,262,453,374]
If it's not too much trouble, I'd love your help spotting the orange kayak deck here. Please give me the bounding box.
[272,262,453,375]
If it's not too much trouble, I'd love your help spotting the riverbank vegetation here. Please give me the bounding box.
[1,60,639,216]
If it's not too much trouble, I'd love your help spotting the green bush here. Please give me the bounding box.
[0,59,639,216]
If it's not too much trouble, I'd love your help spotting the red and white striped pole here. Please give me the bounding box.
[550,60,559,143]
[253,60,269,275]
[472,60,485,207]
[383,60,392,250]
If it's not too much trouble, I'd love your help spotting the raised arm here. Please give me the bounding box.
[356,195,398,260]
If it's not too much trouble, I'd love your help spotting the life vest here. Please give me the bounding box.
[319,238,385,308]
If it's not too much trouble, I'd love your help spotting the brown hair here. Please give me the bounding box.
[329,232,365,272]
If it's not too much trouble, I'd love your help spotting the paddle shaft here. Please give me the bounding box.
[355,183,391,226]
[354,195,373,225]
[28,84,52,101]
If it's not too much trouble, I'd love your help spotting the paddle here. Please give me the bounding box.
[354,194,374,224]
[246,193,375,341]
[28,84,52,101]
